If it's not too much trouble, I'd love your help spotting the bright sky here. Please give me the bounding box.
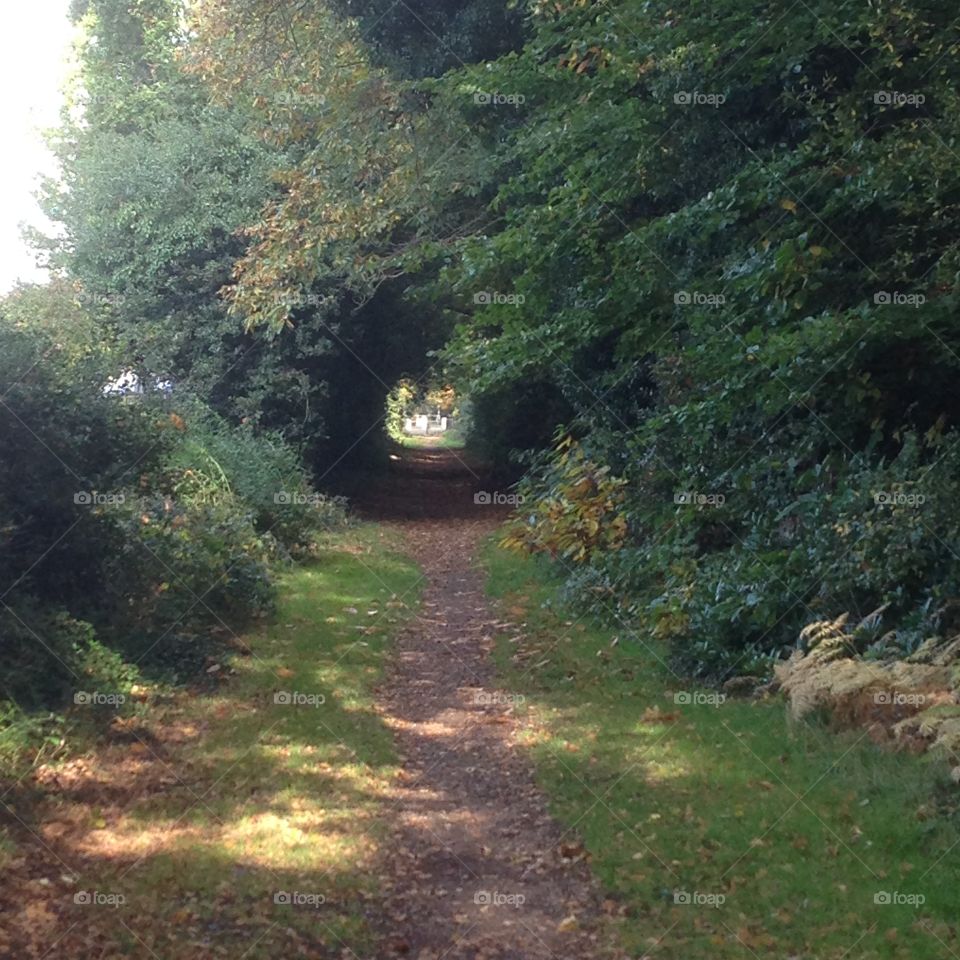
[0,1,75,292]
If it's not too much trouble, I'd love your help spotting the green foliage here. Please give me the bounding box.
[433,0,960,679]
[0,602,105,711]
[329,0,525,78]
[0,312,168,619]
[93,494,275,668]
[0,702,66,774]
[162,401,347,552]
[459,380,573,476]
[501,435,627,562]
[39,0,343,460]
[0,286,338,715]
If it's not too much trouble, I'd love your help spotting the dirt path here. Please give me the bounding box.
[1,447,615,960]
[353,448,615,959]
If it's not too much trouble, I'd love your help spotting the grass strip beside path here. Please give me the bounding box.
[484,544,960,960]
[1,526,420,959]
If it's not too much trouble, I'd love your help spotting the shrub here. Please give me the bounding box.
[501,435,627,562]
[162,400,346,555]
[0,601,101,710]
[89,494,275,669]
[0,291,334,714]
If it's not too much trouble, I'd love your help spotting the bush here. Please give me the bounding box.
[0,291,336,715]
[0,601,102,710]
[0,701,66,775]
[512,423,960,682]
[162,400,346,554]
[502,435,627,562]
[90,494,275,668]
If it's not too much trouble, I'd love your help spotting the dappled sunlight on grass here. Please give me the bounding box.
[43,525,422,959]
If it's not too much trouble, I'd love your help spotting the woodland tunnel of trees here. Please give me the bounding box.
[6,0,960,724]
[4,1,960,956]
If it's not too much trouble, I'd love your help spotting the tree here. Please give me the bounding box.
[435,0,960,675]
[39,0,338,458]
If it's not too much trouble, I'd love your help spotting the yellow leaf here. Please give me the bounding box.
[780,198,797,213]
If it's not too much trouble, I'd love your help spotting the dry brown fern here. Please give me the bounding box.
[799,613,852,663]
[778,610,957,747]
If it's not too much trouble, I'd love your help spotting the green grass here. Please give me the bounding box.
[394,427,467,449]
[63,525,422,958]
[483,544,960,960]
[0,704,66,781]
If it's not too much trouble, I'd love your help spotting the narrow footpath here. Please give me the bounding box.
[351,446,617,959]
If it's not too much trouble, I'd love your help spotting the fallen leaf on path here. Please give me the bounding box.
[558,842,585,861]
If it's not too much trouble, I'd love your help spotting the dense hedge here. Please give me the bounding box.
[445,0,960,679]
